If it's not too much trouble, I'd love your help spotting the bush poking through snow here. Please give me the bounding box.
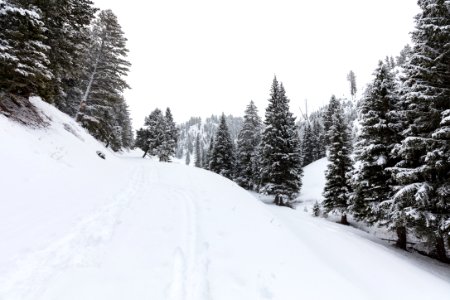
[96,151,106,159]
[312,201,321,217]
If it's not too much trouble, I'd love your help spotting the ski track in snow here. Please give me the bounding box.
[168,184,211,300]
[0,165,146,300]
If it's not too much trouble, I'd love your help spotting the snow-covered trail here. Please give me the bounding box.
[0,159,214,300]
[2,157,450,300]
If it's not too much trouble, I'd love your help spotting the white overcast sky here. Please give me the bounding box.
[93,0,419,129]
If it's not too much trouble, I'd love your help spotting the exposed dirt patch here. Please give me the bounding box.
[0,93,49,127]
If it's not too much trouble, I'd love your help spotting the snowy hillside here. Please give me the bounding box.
[175,115,243,164]
[297,157,329,205]
[1,98,450,300]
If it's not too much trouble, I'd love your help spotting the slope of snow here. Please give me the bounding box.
[1,98,449,299]
[297,157,328,206]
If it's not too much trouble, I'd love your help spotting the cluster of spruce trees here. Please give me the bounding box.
[134,108,178,162]
[0,0,133,151]
[175,115,243,166]
[321,0,449,262]
[299,116,326,167]
[195,77,303,207]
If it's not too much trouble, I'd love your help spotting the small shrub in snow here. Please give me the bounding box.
[312,201,321,217]
[96,151,106,159]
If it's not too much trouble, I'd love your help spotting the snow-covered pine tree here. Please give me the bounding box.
[235,100,262,190]
[387,0,450,262]
[323,95,340,146]
[24,0,97,108]
[312,201,321,217]
[323,97,352,224]
[135,108,166,159]
[185,151,190,165]
[312,118,326,160]
[159,107,178,162]
[115,98,134,149]
[301,122,315,166]
[186,134,194,155]
[347,70,357,101]
[134,128,149,156]
[260,77,302,206]
[194,134,202,167]
[0,0,52,96]
[106,95,132,151]
[350,61,403,242]
[251,143,263,190]
[201,145,207,167]
[76,9,131,150]
[203,136,214,170]
[209,114,235,179]
[396,44,412,67]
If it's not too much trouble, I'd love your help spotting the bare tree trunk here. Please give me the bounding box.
[274,194,282,206]
[435,235,449,263]
[395,226,407,250]
[76,38,105,122]
[340,214,349,225]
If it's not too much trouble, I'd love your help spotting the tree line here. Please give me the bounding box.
[321,0,449,263]
[0,0,133,151]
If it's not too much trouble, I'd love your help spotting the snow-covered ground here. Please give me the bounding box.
[0,98,449,300]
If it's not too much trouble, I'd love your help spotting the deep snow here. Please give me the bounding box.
[0,98,449,300]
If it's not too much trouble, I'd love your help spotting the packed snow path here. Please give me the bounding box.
[1,99,450,299]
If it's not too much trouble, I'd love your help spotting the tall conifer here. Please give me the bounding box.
[323,98,352,224]
[260,77,302,206]
[388,0,450,261]
[209,114,235,179]
[235,100,262,190]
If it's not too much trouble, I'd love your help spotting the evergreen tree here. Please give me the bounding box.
[323,99,352,224]
[235,100,262,190]
[350,62,404,244]
[386,56,396,70]
[135,109,166,159]
[396,44,412,67]
[135,128,150,157]
[76,9,131,149]
[10,0,97,106]
[323,95,340,146]
[194,134,202,167]
[159,108,178,162]
[260,77,303,206]
[388,0,450,262]
[209,114,235,179]
[312,118,326,159]
[186,134,194,155]
[0,0,52,96]
[185,150,190,165]
[347,70,357,100]
[312,201,321,217]
[204,136,214,170]
[23,0,97,106]
[96,95,133,152]
[301,123,315,166]
[201,146,207,167]
[115,98,134,149]
[251,143,263,190]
